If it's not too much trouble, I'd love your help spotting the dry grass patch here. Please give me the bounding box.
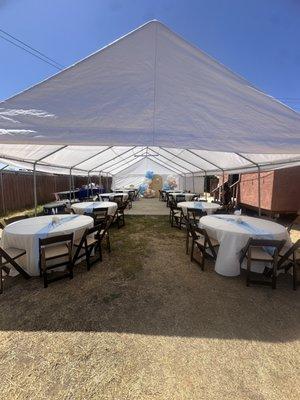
[0,215,299,400]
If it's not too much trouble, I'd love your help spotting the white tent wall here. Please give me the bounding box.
[112,157,181,190]
[184,175,205,194]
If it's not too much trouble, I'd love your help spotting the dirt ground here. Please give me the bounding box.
[0,215,299,400]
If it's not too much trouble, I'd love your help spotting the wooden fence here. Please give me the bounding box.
[0,171,112,215]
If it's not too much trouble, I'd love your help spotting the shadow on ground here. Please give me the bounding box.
[1,215,299,343]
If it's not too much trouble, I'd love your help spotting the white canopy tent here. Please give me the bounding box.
[0,20,299,214]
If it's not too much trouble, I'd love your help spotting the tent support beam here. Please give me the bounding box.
[100,148,147,173]
[108,156,147,175]
[0,165,8,215]
[89,146,137,173]
[186,149,224,171]
[70,146,113,170]
[148,148,192,173]
[205,171,207,200]
[235,153,261,216]
[192,173,195,192]
[159,147,206,172]
[146,155,185,176]
[147,151,189,174]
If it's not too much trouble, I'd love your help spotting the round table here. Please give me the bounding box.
[169,192,196,201]
[43,200,70,214]
[200,215,290,277]
[100,192,129,201]
[178,201,221,215]
[1,215,93,276]
[71,201,117,216]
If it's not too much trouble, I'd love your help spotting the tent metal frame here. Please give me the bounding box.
[0,143,299,216]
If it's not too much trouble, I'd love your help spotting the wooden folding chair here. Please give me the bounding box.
[0,246,30,293]
[186,220,219,270]
[239,238,286,289]
[73,225,102,270]
[39,233,74,288]
[185,209,207,254]
[278,239,300,290]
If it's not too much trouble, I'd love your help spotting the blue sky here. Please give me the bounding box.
[1,0,300,110]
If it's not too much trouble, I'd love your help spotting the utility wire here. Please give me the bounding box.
[0,28,64,70]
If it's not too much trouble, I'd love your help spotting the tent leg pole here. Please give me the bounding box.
[33,163,37,216]
[0,166,7,215]
[258,166,261,216]
[106,173,109,192]
[192,173,195,193]
[184,174,186,191]
[69,168,72,202]
[205,171,207,200]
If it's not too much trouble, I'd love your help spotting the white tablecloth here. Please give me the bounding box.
[178,201,221,215]
[100,192,129,201]
[1,215,93,276]
[200,215,290,276]
[169,192,195,201]
[72,201,117,216]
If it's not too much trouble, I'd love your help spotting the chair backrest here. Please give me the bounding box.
[39,233,74,249]
[186,208,207,225]
[101,195,110,201]
[4,215,29,225]
[93,207,108,217]
[114,195,123,206]
[175,195,185,203]
[245,238,286,259]
[128,191,135,200]
[39,233,74,263]
[185,219,217,257]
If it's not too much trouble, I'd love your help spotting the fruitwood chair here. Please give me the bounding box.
[39,233,74,288]
[92,207,109,226]
[0,246,29,293]
[239,238,286,289]
[116,202,127,228]
[185,209,207,254]
[185,219,219,269]
[278,239,300,290]
[169,203,184,229]
[73,225,102,270]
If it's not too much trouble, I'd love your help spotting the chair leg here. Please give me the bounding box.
[0,268,3,294]
[186,232,189,255]
[86,247,91,271]
[43,271,48,288]
[246,257,251,287]
[106,234,111,253]
[293,262,297,290]
[272,261,277,290]
[69,262,73,280]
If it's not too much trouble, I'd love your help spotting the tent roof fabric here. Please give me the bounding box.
[0,20,299,177]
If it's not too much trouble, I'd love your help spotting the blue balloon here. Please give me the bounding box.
[145,170,154,180]
[163,183,170,190]
[138,182,149,195]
